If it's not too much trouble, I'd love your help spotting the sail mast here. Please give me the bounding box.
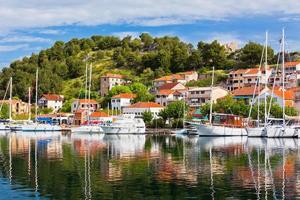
[264,31,268,127]
[88,63,92,125]
[282,29,286,127]
[9,77,12,121]
[209,66,215,125]
[35,68,38,121]
[28,87,31,120]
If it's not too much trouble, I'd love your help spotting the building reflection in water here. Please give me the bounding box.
[1,132,300,199]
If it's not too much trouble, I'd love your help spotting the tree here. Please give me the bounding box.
[139,33,154,49]
[129,82,154,102]
[238,42,274,66]
[142,110,153,126]
[0,103,9,119]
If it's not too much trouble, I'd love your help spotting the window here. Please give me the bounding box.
[201,91,205,94]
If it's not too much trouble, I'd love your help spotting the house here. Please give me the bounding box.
[73,110,87,125]
[71,99,99,113]
[227,67,272,91]
[158,82,186,91]
[122,102,164,118]
[155,90,186,106]
[0,99,30,115]
[268,87,295,108]
[153,71,198,88]
[269,62,300,89]
[232,86,267,103]
[100,73,125,96]
[38,94,64,113]
[187,87,228,108]
[290,87,300,112]
[111,93,136,111]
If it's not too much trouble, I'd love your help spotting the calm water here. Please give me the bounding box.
[0,132,300,200]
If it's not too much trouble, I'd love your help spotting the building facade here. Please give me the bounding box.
[187,87,228,108]
[153,71,198,89]
[71,99,99,113]
[122,102,164,118]
[100,73,125,96]
[38,94,64,113]
[0,100,30,115]
[111,93,136,111]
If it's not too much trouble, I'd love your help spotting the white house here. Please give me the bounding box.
[187,87,228,108]
[71,99,99,113]
[122,102,164,118]
[38,94,64,113]
[111,93,136,111]
[100,73,126,96]
[155,90,186,106]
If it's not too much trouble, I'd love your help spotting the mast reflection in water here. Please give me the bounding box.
[0,132,300,199]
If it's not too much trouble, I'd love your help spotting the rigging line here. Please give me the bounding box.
[0,79,11,112]
[267,40,282,120]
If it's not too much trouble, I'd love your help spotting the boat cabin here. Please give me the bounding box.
[212,113,244,128]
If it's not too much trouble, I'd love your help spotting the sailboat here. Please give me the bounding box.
[15,68,62,132]
[71,63,102,133]
[267,29,298,138]
[0,77,13,131]
[247,31,269,137]
[190,67,247,136]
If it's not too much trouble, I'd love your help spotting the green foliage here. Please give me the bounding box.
[142,110,153,126]
[38,107,53,114]
[159,101,188,121]
[0,103,9,119]
[61,100,72,113]
[151,118,166,128]
[129,83,154,102]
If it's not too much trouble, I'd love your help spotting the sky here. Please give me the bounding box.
[1,0,300,68]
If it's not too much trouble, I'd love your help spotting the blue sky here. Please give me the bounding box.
[1,0,300,68]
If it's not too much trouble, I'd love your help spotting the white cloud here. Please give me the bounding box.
[112,31,140,39]
[204,32,245,47]
[0,0,300,33]
[0,35,51,43]
[38,29,65,35]
[0,44,29,52]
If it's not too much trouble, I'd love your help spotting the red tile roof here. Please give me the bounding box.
[101,73,124,78]
[42,94,64,101]
[154,74,184,82]
[112,93,136,99]
[179,71,197,75]
[90,111,109,117]
[78,99,98,104]
[284,61,300,67]
[273,87,295,100]
[232,86,263,96]
[157,89,174,95]
[125,102,163,108]
[159,82,184,90]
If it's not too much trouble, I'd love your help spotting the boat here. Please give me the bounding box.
[71,125,102,133]
[190,67,247,136]
[14,68,61,132]
[0,78,14,131]
[246,31,269,137]
[100,114,145,134]
[266,29,298,138]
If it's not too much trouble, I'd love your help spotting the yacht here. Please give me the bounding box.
[100,115,145,134]
[71,125,102,133]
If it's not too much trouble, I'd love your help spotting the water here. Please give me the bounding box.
[0,132,300,200]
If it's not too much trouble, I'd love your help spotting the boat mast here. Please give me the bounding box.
[85,63,88,100]
[209,66,215,125]
[264,31,268,127]
[9,77,12,121]
[88,63,92,125]
[28,87,31,120]
[35,68,38,122]
[282,29,286,127]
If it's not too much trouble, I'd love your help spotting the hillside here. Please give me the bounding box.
[0,33,278,102]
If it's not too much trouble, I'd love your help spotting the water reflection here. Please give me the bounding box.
[0,132,300,199]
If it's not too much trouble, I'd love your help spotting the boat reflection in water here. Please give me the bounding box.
[1,133,300,199]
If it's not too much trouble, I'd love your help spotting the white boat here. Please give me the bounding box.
[246,126,267,137]
[192,122,247,136]
[266,124,297,138]
[100,115,145,134]
[18,121,62,132]
[71,125,102,133]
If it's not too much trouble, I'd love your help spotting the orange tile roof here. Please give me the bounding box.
[284,61,300,67]
[78,99,98,104]
[245,68,260,75]
[273,87,295,100]
[125,102,163,108]
[289,87,300,92]
[232,86,263,96]
[101,73,124,78]
[229,69,249,74]
[159,82,184,90]
[90,111,109,117]
[154,74,184,82]
[157,89,174,95]
[179,71,197,75]
[42,94,64,101]
[112,93,136,99]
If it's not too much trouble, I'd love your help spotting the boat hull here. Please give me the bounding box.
[101,126,145,134]
[246,127,267,137]
[20,124,62,132]
[192,123,247,136]
[71,126,103,133]
[267,126,298,138]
